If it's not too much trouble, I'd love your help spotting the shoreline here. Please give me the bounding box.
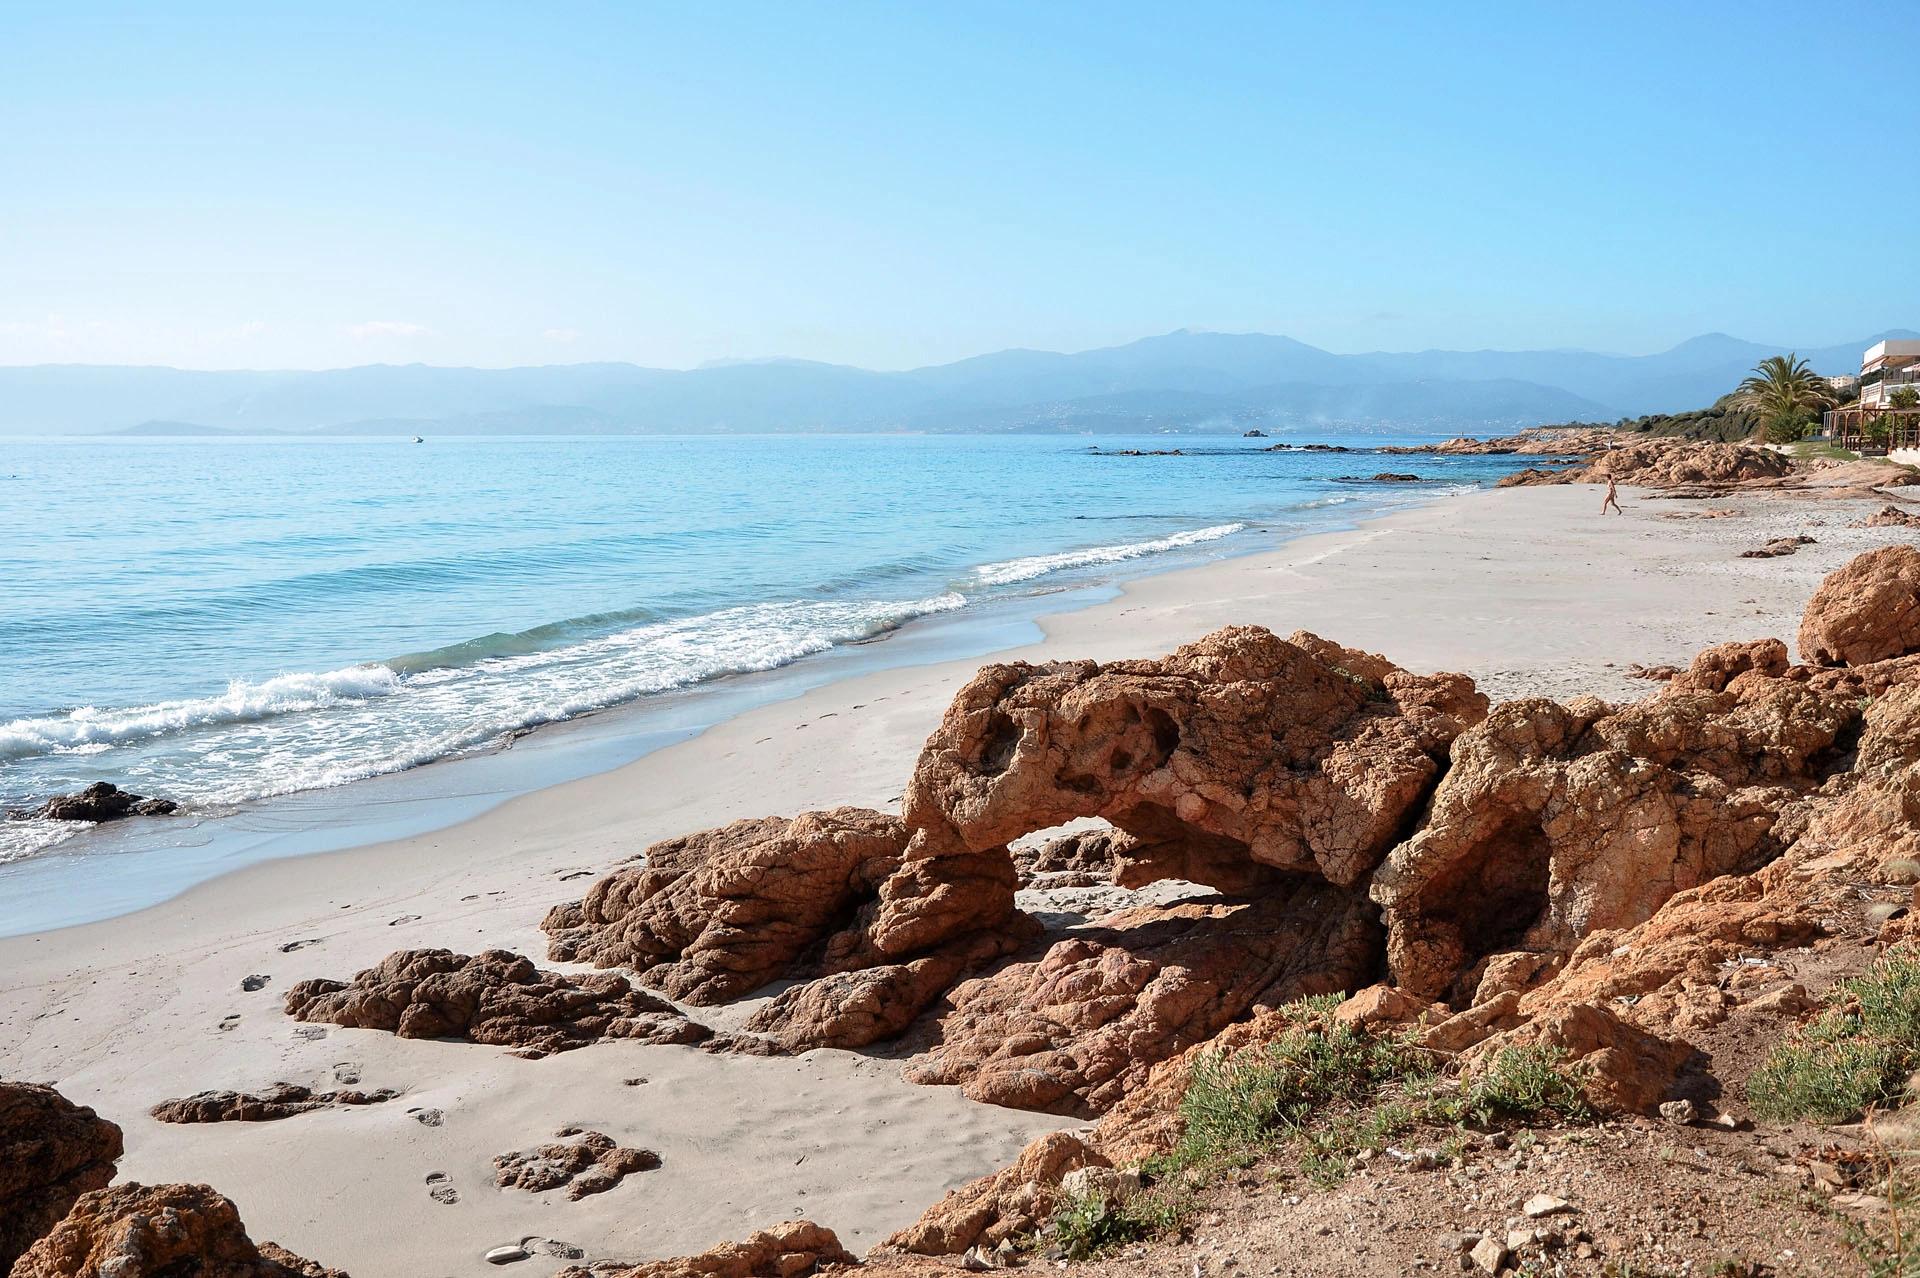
[1,481,1905,1277]
[0,476,1465,938]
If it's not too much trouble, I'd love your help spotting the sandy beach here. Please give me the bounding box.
[1,480,1906,1277]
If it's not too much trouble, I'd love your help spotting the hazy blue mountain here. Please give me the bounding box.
[11,328,1916,437]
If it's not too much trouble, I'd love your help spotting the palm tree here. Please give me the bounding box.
[1732,354,1835,440]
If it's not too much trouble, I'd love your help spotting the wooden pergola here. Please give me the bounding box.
[1821,406,1920,454]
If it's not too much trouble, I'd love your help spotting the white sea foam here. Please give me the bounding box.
[0,818,90,865]
[0,665,404,762]
[970,523,1248,587]
[0,590,971,856]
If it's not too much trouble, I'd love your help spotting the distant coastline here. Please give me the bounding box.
[12,326,1915,438]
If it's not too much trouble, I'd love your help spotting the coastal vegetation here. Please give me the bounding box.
[1731,353,1837,444]
[1048,997,1595,1259]
[1748,948,1920,1124]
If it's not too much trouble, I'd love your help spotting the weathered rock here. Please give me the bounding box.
[150,1083,396,1124]
[284,949,712,1055]
[0,1082,125,1274]
[1798,545,1920,667]
[1332,982,1449,1031]
[902,883,1380,1117]
[1666,637,1790,693]
[742,926,1026,1053]
[1462,1002,1694,1114]
[1378,427,1619,458]
[1370,669,1858,999]
[1740,535,1815,559]
[494,1128,660,1200]
[1854,504,1920,529]
[555,1220,855,1278]
[543,809,916,1003]
[906,626,1485,889]
[11,1182,346,1278]
[1012,826,1124,887]
[1500,439,1793,490]
[544,808,1024,1051]
[10,781,176,823]
[888,1131,1107,1255]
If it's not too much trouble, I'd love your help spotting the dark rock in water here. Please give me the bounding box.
[0,1082,125,1273]
[1335,472,1424,483]
[13,782,177,823]
[1242,429,1266,437]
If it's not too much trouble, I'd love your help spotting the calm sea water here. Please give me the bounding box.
[0,433,1529,864]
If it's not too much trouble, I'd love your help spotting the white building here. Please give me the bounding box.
[1860,339,1920,409]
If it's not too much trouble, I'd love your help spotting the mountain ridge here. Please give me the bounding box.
[6,328,1913,436]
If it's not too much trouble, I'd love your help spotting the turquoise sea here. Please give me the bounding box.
[0,433,1531,885]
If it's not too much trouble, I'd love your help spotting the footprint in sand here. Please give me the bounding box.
[557,869,594,882]
[333,1062,361,1085]
[240,974,270,992]
[293,1025,328,1041]
[277,938,322,953]
[409,1106,445,1127]
[425,1171,460,1205]
[387,914,421,927]
[217,1013,241,1032]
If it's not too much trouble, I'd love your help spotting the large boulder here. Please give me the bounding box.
[284,949,713,1055]
[542,809,917,1003]
[0,1082,125,1273]
[905,626,1485,889]
[902,882,1380,1117]
[1798,545,1920,667]
[11,1182,346,1278]
[1370,666,1859,1000]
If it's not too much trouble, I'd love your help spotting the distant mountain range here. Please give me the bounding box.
[2,328,1912,437]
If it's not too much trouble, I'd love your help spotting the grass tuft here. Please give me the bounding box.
[1749,950,1920,1124]
[1440,1043,1594,1127]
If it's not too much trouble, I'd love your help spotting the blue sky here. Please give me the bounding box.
[3,2,1914,370]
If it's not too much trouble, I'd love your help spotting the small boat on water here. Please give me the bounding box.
[411,436,424,444]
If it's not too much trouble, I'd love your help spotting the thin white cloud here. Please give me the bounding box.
[542,327,582,344]
[347,320,431,340]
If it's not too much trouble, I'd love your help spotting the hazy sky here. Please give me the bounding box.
[4,2,1914,371]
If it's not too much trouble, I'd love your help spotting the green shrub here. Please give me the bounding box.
[1765,412,1811,444]
[1170,1000,1425,1170]
[1440,1044,1594,1127]
[1748,950,1920,1124]
[1048,1190,1173,1259]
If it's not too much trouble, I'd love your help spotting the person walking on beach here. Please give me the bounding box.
[1601,476,1623,515]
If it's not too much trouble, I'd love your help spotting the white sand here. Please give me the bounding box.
[1,482,1909,1276]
